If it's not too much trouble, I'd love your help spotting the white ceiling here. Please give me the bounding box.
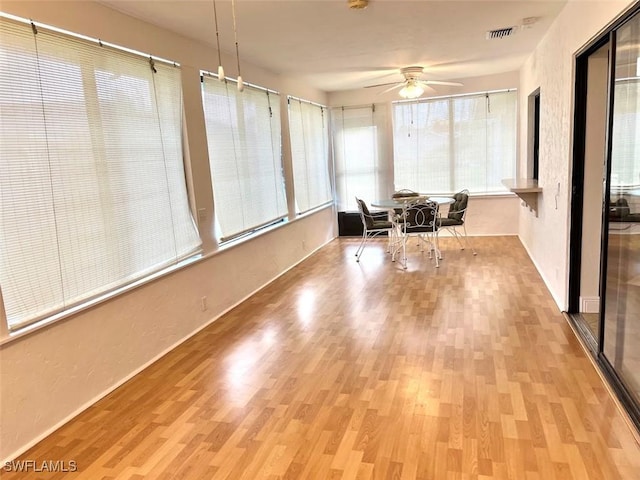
[98,0,568,91]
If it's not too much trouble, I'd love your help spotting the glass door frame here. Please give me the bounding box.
[568,2,640,430]
[568,34,611,354]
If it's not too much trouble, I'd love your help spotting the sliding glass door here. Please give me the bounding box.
[603,11,640,406]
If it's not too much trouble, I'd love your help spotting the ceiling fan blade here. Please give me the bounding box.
[364,81,399,89]
[380,83,404,94]
[423,80,464,86]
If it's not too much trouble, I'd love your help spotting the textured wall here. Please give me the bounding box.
[518,0,635,309]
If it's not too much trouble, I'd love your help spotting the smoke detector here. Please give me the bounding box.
[348,0,369,9]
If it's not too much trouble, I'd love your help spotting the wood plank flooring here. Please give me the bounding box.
[4,236,640,479]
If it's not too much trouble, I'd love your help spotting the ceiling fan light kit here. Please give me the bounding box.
[399,81,424,99]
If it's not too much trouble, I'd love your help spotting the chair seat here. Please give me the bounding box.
[439,217,463,227]
[406,225,437,233]
[371,220,393,229]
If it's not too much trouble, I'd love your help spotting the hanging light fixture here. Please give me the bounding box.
[398,80,424,99]
[212,0,224,81]
[231,0,244,92]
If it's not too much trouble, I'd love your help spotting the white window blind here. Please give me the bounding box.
[393,90,517,195]
[287,97,332,214]
[611,80,640,190]
[201,75,287,241]
[331,104,392,211]
[0,17,201,331]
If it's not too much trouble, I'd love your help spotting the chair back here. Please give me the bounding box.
[355,197,374,229]
[448,189,469,222]
[405,201,438,233]
[392,189,419,199]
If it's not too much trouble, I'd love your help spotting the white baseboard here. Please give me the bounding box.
[580,296,600,314]
[518,236,566,311]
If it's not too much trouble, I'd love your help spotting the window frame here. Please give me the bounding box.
[287,95,333,215]
[392,89,518,196]
[0,14,201,333]
[201,71,288,243]
[331,103,393,212]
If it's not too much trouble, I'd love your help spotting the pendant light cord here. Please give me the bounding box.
[212,0,223,71]
[231,0,242,80]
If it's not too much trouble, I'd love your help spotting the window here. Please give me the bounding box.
[331,104,392,211]
[201,74,287,241]
[531,90,541,181]
[393,90,517,195]
[287,97,332,214]
[0,16,201,331]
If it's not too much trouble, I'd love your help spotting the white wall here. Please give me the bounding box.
[328,71,522,236]
[0,1,336,462]
[518,0,635,309]
[580,46,609,306]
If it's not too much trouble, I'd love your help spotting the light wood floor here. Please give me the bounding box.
[5,237,640,479]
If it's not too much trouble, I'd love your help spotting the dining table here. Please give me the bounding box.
[371,195,454,210]
[370,195,454,267]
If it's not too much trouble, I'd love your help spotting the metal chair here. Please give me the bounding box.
[354,197,396,262]
[437,189,476,255]
[401,200,440,268]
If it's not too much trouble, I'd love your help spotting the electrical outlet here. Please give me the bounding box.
[200,296,207,311]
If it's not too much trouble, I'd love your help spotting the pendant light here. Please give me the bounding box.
[231,0,244,92]
[212,0,224,81]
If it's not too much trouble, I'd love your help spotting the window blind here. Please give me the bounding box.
[0,17,201,330]
[331,104,392,211]
[287,97,332,214]
[611,80,640,190]
[201,75,287,241]
[393,90,517,195]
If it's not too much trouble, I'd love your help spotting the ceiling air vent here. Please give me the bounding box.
[486,26,518,40]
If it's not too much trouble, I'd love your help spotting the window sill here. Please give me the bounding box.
[0,253,202,346]
[0,202,336,346]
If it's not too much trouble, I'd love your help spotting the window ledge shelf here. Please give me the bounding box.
[502,179,542,212]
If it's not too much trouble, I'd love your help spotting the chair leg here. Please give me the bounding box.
[462,223,477,255]
[401,232,408,269]
[387,229,394,254]
[434,231,442,262]
[451,227,465,250]
[355,230,367,261]
[391,226,401,262]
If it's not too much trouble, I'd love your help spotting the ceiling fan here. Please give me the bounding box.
[365,66,463,99]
